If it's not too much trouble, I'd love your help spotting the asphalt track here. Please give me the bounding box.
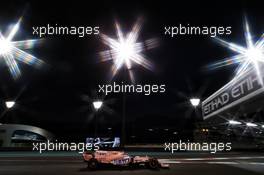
[0,152,264,175]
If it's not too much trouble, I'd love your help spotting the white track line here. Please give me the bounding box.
[159,156,264,161]
[159,160,264,165]
[159,156,264,165]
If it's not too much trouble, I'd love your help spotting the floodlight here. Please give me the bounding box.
[190,98,200,107]
[246,122,257,127]
[209,19,264,85]
[93,101,103,110]
[100,18,157,82]
[0,17,44,79]
[0,39,12,55]
[228,120,242,125]
[5,101,15,109]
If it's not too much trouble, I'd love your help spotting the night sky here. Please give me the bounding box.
[0,0,263,142]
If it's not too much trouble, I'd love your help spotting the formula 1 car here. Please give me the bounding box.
[83,150,169,170]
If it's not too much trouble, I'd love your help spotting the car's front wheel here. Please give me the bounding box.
[147,158,159,169]
[87,158,98,170]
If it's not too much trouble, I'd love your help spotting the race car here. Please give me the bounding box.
[83,150,169,170]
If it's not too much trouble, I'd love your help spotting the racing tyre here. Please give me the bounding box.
[87,158,98,170]
[147,158,159,169]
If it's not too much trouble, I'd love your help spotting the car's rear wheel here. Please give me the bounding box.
[147,158,159,169]
[87,158,98,170]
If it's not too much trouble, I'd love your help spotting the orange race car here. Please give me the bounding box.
[83,150,169,170]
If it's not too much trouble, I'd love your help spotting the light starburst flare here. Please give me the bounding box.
[99,18,158,82]
[0,17,44,79]
[208,19,264,85]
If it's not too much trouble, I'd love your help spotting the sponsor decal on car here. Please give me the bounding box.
[112,158,130,165]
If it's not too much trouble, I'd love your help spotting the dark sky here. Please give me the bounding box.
[0,0,263,141]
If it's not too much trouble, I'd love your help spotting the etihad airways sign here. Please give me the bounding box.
[202,66,264,119]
